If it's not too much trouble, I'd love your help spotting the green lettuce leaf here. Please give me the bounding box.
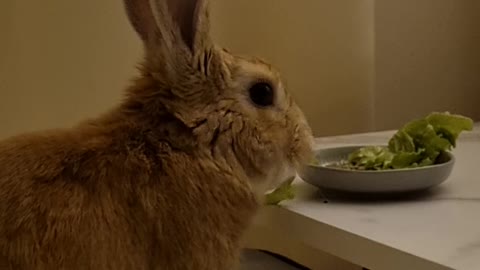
[388,130,415,153]
[346,112,473,170]
[265,176,296,205]
[391,150,424,169]
[426,112,474,147]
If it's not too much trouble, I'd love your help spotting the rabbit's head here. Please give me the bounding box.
[123,0,314,194]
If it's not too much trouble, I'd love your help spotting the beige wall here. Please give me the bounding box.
[211,0,375,136]
[0,1,479,139]
[374,0,480,130]
[0,0,141,138]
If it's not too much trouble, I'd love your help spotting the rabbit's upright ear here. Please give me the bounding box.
[163,0,211,52]
[123,0,159,43]
[124,0,211,63]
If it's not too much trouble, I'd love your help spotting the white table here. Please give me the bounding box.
[247,123,480,270]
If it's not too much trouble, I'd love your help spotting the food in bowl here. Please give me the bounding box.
[312,112,473,171]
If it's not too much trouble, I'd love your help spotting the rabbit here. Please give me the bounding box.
[0,0,314,269]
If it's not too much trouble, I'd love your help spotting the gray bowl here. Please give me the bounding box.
[299,145,455,193]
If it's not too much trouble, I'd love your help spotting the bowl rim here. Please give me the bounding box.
[307,144,455,174]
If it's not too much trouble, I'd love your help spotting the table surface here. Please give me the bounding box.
[258,123,480,270]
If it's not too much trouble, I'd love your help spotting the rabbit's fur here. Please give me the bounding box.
[0,0,313,269]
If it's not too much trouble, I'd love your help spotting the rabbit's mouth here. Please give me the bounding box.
[246,124,314,196]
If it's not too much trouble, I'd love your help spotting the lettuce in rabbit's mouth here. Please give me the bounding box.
[264,176,295,205]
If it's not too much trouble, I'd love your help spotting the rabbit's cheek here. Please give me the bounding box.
[259,161,296,194]
[269,163,296,189]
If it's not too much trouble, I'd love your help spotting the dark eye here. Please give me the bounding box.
[248,82,274,107]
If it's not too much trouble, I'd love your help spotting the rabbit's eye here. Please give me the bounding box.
[249,82,274,107]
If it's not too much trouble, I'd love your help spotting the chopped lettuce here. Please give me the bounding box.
[264,176,296,205]
[347,146,394,170]
[346,112,473,170]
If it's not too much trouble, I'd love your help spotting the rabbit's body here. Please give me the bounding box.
[0,0,313,269]
[0,94,256,270]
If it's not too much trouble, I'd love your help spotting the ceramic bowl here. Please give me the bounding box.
[299,145,455,193]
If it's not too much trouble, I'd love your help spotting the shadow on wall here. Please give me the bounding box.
[374,0,480,130]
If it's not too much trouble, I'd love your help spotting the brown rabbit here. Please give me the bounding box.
[0,0,313,269]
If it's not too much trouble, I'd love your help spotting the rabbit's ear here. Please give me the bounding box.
[123,0,159,43]
[124,0,211,58]
[164,0,210,52]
